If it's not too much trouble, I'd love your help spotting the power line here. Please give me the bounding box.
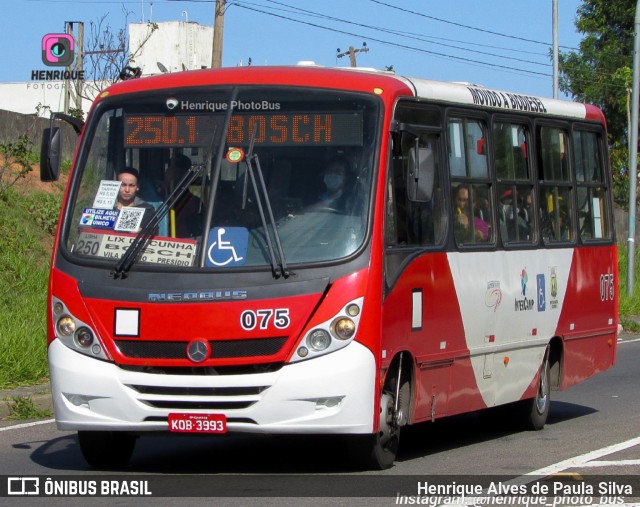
[232,2,553,78]
[255,0,551,68]
[367,0,578,51]
[261,0,549,56]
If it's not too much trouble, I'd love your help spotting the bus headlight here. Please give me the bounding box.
[57,316,76,337]
[52,297,110,361]
[291,297,364,363]
[308,329,331,351]
[332,318,356,340]
[75,327,94,348]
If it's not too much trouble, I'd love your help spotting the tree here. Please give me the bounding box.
[0,136,35,198]
[558,0,636,208]
[559,0,634,140]
[79,7,157,102]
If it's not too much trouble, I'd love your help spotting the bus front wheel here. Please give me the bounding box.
[348,377,410,470]
[519,351,551,430]
[77,431,136,469]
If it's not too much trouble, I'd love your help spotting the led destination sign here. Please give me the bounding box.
[124,112,363,148]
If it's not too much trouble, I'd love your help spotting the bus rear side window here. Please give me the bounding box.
[573,129,611,241]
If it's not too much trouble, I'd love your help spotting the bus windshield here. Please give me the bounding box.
[64,87,380,270]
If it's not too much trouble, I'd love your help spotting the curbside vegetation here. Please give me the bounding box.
[4,395,52,420]
[618,245,640,333]
[0,139,63,395]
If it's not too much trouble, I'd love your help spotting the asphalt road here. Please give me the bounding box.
[1,334,639,506]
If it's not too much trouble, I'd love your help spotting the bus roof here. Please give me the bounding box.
[398,75,603,122]
[100,65,604,124]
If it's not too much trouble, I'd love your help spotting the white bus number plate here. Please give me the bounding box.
[168,413,227,433]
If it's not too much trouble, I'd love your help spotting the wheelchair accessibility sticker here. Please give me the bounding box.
[206,227,249,267]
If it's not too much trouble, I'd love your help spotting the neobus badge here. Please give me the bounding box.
[147,290,248,302]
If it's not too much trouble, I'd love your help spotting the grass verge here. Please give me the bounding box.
[618,243,640,333]
[5,396,52,420]
[0,187,58,389]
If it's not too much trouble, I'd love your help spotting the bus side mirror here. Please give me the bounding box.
[407,145,435,203]
[40,127,61,182]
[39,112,84,182]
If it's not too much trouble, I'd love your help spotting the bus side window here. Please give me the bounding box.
[573,129,610,241]
[448,118,488,178]
[493,121,534,246]
[385,104,444,286]
[387,132,442,247]
[538,125,574,244]
[386,104,444,249]
[449,115,494,246]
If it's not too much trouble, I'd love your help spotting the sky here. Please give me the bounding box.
[6,0,585,99]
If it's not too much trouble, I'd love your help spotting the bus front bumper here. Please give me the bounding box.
[48,338,376,434]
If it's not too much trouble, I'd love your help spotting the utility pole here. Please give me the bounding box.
[63,21,84,114]
[552,0,559,98]
[337,43,368,67]
[627,0,640,295]
[75,22,84,111]
[211,0,226,68]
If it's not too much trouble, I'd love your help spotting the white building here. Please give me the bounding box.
[130,21,213,75]
[0,21,214,118]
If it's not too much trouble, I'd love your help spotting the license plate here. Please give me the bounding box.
[168,413,227,433]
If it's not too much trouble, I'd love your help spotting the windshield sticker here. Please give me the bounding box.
[206,227,249,267]
[226,147,244,163]
[79,208,119,229]
[114,207,145,232]
[92,180,121,209]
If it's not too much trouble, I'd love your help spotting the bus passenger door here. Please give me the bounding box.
[384,108,455,423]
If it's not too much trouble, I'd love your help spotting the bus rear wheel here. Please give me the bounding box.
[78,431,136,469]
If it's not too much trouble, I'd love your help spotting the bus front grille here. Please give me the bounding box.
[125,384,268,412]
[114,337,288,360]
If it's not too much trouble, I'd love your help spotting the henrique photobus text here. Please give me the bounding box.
[180,100,281,112]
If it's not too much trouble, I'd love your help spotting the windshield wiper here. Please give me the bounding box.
[243,128,290,279]
[112,164,204,278]
[198,89,238,267]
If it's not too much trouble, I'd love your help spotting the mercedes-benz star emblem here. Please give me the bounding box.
[186,339,210,363]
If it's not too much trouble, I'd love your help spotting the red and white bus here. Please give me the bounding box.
[41,65,618,469]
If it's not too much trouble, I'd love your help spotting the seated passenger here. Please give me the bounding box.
[116,167,155,232]
[317,156,350,210]
[453,184,489,242]
[499,189,530,242]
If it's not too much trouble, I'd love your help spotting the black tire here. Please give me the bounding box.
[348,377,410,470]
[519,351,551,430]
[347,392,399,470]
[77,431,136,469]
